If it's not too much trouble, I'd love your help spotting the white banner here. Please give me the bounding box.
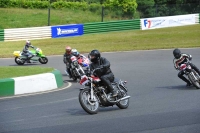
[141,14,196,30]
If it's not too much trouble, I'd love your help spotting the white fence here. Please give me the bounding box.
[4,26,51,42]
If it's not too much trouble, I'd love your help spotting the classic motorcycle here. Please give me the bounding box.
[79,68,130,114]
[69,56,86,81]
[13,48,48,65]
[77,56,90,74]
[180,61,200,89]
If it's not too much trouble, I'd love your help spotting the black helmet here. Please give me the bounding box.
[89,50,101,63]
[173,48,181,59]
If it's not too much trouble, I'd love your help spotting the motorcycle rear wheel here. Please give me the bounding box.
[15,57,25,65]
[79,89,99,114]
[188,70,200,89]
[116,87,129,109]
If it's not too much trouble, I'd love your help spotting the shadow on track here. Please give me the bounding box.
[156,85,197,90]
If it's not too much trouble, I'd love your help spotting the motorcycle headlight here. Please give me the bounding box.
[73,61,78,66]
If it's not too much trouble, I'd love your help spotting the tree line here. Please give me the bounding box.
[0,0,199,18]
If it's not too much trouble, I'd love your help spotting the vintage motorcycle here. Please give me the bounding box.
[180,61,200,89]
[13,48,48,65]
[79,68,130,114]
[68,56,86,81]
[77,56,90,74]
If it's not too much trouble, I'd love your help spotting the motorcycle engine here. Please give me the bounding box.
[107,93,115,101]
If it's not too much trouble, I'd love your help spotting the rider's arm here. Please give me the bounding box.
[30,45,35,49]
[101,57,110,68]
[63,54,67,64]
[173,59,179,70]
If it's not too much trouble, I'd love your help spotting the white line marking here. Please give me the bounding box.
[0,82,72,100]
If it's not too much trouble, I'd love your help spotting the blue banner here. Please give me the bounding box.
[51,24,83,38]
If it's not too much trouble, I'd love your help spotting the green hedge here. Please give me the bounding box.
[0,0,137,17]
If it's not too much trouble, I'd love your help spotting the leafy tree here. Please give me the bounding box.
[136,0,155,18]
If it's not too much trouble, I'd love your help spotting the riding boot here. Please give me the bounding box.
[107,85,117,97]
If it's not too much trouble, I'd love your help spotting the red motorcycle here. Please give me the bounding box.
[78,68,130,114]
[180,61,200,89]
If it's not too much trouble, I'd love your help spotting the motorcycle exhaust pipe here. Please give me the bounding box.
[108,96,131,103]
[116,96,131,102]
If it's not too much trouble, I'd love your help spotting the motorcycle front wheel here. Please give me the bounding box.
[79,88,99,114]
[39,57,48,64]
[188,70,200,89]
[71,71,77,81]
[15,57,25,65]
[116,86,129,109]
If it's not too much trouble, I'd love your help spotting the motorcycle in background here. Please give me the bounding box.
[13,48,48,65]
[67,56,86,81]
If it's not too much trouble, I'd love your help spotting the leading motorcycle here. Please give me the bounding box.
[180,61,200,89]
[79,68,130,114]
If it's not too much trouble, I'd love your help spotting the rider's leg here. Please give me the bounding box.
[100,73,117,97]
[178,70,191,86]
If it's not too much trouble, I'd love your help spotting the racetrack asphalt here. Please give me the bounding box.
[0,49,200,133]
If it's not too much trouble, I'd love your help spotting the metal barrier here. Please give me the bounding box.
[0,13,199,42]
[0,29,4,41]
[4,26,51,42]
[83,19,141,34]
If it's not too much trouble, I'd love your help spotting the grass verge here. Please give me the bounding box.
[0,66,54,79]
[0,8,119,29]
[0,24,200,58]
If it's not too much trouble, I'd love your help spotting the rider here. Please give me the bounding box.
[173,48,200,86]
[63,46,73,78]
[22,40,35,63]
[89,50,117,97]
[71,49,90,67]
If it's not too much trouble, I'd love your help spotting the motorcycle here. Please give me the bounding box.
[79,68,130,114]
[13,48,48,65]
[77,56,90,74]
[68,56,86,81]
[180,61,200,89]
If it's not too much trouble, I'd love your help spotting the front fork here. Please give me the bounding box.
[189,71,199,81]
[90,78,96,101]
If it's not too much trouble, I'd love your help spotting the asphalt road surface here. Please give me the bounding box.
[0,49,200,133]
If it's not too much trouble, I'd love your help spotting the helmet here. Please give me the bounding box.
[26,40,31,46]
[173,48,181,59]
[65,46,72,54]
[71,49,80,57]
[89,50,101,63]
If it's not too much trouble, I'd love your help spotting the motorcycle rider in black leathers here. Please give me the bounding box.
[63,46,73,78]
[173,48,200,86]
[89,50,117,97]
[22,40,35,63]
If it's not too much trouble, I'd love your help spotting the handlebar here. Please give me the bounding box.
[86,67,101,76]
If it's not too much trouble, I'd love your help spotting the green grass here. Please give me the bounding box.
[0,66,55,79]
[0,8,120,29]
[0,24,200,58]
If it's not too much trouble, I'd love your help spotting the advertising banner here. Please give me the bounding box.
[141,14,196,30]
[51,24,83,38]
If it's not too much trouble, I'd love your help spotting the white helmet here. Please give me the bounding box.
[71,49,79,57]
[26,40,31,45]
